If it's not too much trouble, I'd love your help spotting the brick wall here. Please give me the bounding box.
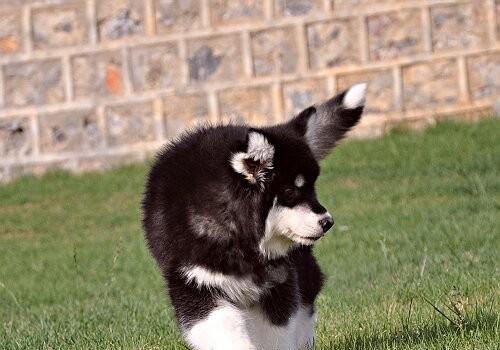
[0,0,498,182]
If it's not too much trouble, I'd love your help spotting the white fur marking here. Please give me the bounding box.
[294,174,305,188]
[295,307,316,349]
[180,265,262,305]
[230,131,274,187]
[260,198,330,259]
[247,131,274,162]
[343,83,367,109]
[185,302,257,350]
[186,302,301,350]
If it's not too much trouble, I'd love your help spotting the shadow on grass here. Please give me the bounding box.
[328,311,498,350]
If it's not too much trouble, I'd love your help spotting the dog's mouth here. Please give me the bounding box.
[289,232,324,244]
[304,235,322,241]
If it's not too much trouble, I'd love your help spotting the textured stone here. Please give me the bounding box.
[4,59,65,107]
[38,109,102,154]
[129,42,181,91]
[389,117,436,133]
[156,0,202,33]
[218,85,274,125]
[275,0,325,17]
[467,53,500,100]
[9,160,76,179]
[337,70,394,113]
[1,0,498,183]
[1,0,77,5]
[431,2,489,51]
[251,27,298,76]
[105,101,157,146]
[97,0,144,41]
[32,2,88,49]
[77,152,145,172]
[307,18,360,69]
[0,117,32,158]
[497,0,500,40]
[72,51,124,99]
[188,35,243,82]
[348,121,386,139]
[368,9,423,61]
[211,0,264,26]
[334,0,404,10]
[283,78,328,117]
[0,166,9,183]
[164,93,210,138]
[403,59,459,110]
[0,9,22,54]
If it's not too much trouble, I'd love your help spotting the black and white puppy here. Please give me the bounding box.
[142,83,367,350]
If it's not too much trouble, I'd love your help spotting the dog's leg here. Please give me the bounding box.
[296,306,316,350]
[185,302,257,350]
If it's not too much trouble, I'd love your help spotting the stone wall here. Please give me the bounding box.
[0,0,498,182]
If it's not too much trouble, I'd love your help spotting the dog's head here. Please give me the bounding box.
[231,84,367,258]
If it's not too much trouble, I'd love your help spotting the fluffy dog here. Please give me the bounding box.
[142,83,367,350]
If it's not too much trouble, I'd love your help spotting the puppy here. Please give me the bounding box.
[142,83,367,350]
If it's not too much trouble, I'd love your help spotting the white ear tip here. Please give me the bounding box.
[343,83,367,109]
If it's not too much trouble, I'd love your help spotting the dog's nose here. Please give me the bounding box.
[319,217,334,233]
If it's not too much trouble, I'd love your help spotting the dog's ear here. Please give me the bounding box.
[231,130,274,188]
[287,83,367,160]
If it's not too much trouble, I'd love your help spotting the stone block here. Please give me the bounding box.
[307,18,360,69]
[2,0,77,5]
[9,160,76,179]
[282,78,328,117]
[389,117,436,133]
[274,0,327,17]
[105,101,157,146]
[368,9,423,61]
[156,0,202,34]
[402,59,459,110]
[32,2,88,49]
[497,0,500,41]
[0,117,33,158]
[348,123,386,139]
[211,0,265,26]
[251,27,299,76]
[337,69,394,113]
[129,42,181,92]
[431,2,489,51]
[38,109,102,154]
[0,9,22,55]
[187,34,243,82]
[0,166,9,183]
[4,59,65,107]
[467,53,500,100]
[96,0,144,41]
[333,0,404,11]
[72,50,124,99]
[77,152,145,172]
[164,93,210,138]
[218,85,274,126]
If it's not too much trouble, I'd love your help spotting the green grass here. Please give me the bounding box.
[1,119,499,350]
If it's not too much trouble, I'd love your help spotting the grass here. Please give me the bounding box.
[0,119,499,350]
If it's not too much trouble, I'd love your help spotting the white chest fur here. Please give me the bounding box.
[185,301,316,350]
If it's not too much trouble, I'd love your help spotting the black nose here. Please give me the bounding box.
[319,217,334,233]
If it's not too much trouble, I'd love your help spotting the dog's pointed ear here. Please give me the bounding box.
[287,83,367,160]
[231,130,274,188]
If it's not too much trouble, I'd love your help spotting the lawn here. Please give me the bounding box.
[0,119,499,350]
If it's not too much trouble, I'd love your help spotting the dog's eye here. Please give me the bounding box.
[283,188,298,204]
